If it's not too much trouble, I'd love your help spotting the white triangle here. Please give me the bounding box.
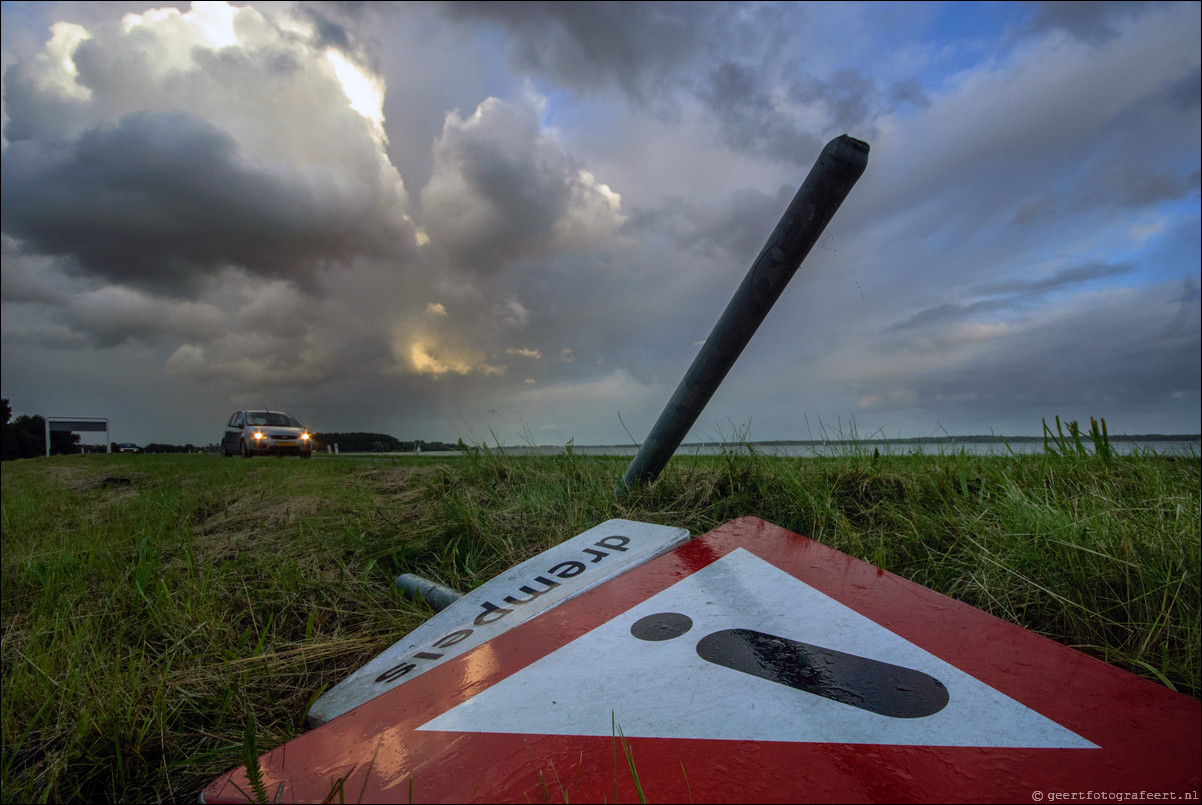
[419,548,1096,748]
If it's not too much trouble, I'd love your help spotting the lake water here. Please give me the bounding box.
[396,439,1199,459]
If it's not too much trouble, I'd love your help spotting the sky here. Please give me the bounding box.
[1,1,1199,449]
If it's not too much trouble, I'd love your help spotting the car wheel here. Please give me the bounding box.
[240,440,252,459]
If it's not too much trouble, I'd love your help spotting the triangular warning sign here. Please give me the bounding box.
[420,548,1095,749]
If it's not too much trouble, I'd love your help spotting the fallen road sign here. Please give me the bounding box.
[307,519,690,725]
[203,517,1200,804]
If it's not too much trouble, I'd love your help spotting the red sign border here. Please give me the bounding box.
[203,517,1201,804]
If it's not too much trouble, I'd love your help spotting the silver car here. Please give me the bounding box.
[222,410,313,458]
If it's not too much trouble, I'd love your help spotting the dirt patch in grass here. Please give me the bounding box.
[189,492,330,563]
[39,463,102,487]
[359,464,444,500]
[41,465,153,511]
[186,465,443,566]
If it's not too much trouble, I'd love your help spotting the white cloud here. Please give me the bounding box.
[506,347,542,359]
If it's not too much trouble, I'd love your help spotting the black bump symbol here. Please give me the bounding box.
[630,612,692,641]
[631,612,949,719]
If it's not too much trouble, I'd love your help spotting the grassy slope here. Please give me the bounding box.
[1,449,1198,802]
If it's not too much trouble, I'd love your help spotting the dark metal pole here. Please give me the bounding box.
[395,573,464,612]
[620,134,869,491]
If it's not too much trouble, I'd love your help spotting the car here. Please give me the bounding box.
[116,443,140,453]
[222,410,313,458]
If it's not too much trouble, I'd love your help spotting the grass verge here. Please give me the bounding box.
[1,447,1198,801]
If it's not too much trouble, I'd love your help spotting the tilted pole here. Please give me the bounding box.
[620,134,869,491]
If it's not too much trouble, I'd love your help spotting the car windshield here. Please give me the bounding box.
[247,412,301,427]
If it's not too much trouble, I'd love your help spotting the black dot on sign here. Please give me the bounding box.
[631,612,693,641]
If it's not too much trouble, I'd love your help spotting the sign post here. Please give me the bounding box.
[621,134,869,490]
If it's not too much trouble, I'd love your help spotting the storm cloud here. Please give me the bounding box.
[1,1,1198,447]
[2,3,418,296]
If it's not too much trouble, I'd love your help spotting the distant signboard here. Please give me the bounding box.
[47,419,109,431]
[44,417,109,455]
[203,517,1200,804]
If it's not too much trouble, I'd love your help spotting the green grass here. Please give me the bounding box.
[1,447,1198,802]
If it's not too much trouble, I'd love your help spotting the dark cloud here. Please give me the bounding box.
[437,2,884,166]
[2,4,420,303]
[424,102,565,264]
[438,0,722,101]
[792,69,880,132]
[297,4,389,84]
[2,110,405,295]
[420,98,624,271]
[1164,67,1202,111]
[916,321,1200,414]
[847,282,1201,433]
[1157,277,1199,340]
[302,6,354,51]
[1011,195,1059,227]
[1081,166,1201,211]
[61,288,225,348]
[700,61,824,164]
[1,57,83,144]
[973,262,1134,297]
[628,184,796,265]
[1,240,69,304]
[885,263,1136,337]
[889,78,930,110]
[887,299,1012,333]
[1025,1,1149,43]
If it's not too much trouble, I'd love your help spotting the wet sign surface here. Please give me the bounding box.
[419,546,1091,748]
[204,518,1200,804]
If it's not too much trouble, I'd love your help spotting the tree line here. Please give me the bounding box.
[1,400,458,460]
[1,399,82,460]
[310,433,458,453]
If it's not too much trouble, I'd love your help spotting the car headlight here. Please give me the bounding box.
[301,433,310,441]
[253,431,264,440]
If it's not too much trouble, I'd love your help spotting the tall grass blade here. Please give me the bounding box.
[614,721,647,805]
[240,712,270,805]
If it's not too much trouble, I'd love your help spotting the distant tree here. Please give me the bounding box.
[143,443,196,454]
[312,432,404,452]
[8,415,44,458]
[47,422,82,455]
[52,430,81,455]
[301,432,457,453]
[0,403,96,459]
[0,398,15,461]
[2,414,75,458]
